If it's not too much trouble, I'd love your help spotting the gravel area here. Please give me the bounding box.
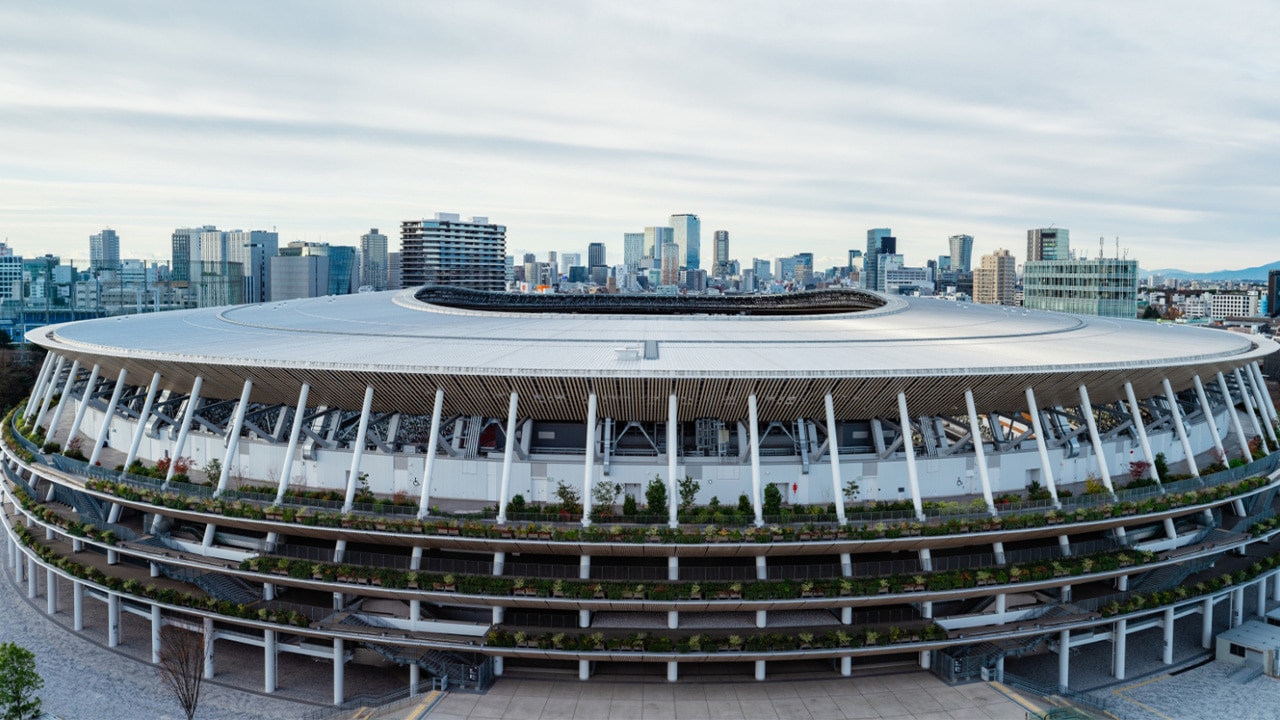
[1111,662,1280,720]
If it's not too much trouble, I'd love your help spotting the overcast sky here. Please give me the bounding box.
[1,1,1277,273]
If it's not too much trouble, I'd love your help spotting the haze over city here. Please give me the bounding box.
[2,1,1278,270]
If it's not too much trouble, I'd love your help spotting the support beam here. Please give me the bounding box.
[34,355,66,430]
[1113,619,1127,680]
[1251,361,1278,423]
[965,390,997,517]
[24,354,54,419]
[1201,597,1214,649]
[748,394,763,527]
[1235,368,1269,454]
[151,605,163,664]
[1164,378,1199,478]
[333,637,344,705]
[417,388,444,518]
[1218,371,1252,461]
[264,628,277,693]
[1058,630,1070,692]
[45,359,81,445]
[1124,381,1160,483]
[108,592,121,647]
[824,393,847,524]
[1193,375,1227,462]
[65,363,101,450]
[667,393,678,529]
[582,393,598,526]
[496,391,519,525]
[276,383,311,505]
[203,618,215,679]
[163,375,204,489]
[88,368,129,466]
[340,385,376,513]
[46,567,56,615]
[124,372,162,470]
[897,392,925,521]
[1078,384,1115,494]
[73,581,83,631]
[215,379,254,494]
[1244,366,1278,445]
[1025,387,1061,509]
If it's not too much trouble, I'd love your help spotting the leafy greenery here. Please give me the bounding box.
[0,642,42,720]
[644,476,667,513]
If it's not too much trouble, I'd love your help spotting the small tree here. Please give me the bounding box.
[644,476,667,515]
[677,475,700,512]
[1153,452,1169,481]
[158,626,204,720]
[554,480,582,515]
[0,642,43,720]
[842,478,861,505]
[763,483,783,517]
[622,493,638,517]
[202,458,221,485]
[591,481,621,515]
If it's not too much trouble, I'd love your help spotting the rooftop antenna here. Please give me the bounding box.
[1115,236,1120,260]
[1099,237,1104,260]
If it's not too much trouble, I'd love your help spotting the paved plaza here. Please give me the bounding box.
[1108,663,1280,720]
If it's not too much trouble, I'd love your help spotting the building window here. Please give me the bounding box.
[1230,643,1247,658]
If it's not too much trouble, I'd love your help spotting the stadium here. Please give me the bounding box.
[4,285,1280,706]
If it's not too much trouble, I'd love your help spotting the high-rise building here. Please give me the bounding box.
[660,242,680,286]
[645,226,673,263]
[327,246,358,296]
[200,229,278,303]
[271,254,330,300]
[713,231,730,277]
[752,258,771,283]
[948,234,974,273]
[1027,228,1070,262]
[587,243,606,269]
[865,229,896,291]
[359,228,389,291]
[89,229,120,273]
[171,226,216,285]
[623,233,645,272]
[1023,258,1138,318]
[400,213,506,291]
[1267,270,1280,318]
[973,249,1017,305]
[670,214,700,270]
[388,252,403,290]
[560,253,582,277]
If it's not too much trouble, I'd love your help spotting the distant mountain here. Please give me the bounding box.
[1142,260,1280,282]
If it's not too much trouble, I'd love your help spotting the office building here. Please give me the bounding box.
[645,226,674,264]
[1027,228,1070,262]
[973,249,1017,305]
[560,253,582,277]
[948,235,974,273]
[1209,292,1261,320]
[1267,270,1280,318]
[1023,258,1138,318]
[400,213,507,291]
[271,253,330,300]
[587,243,606,270]
[199,229,279,304]
[388,252,403,291]
[623,233,645,272]
[360,228,389,291]
[89,229,120,273]
[171,226,217,284]
[670,214,700,270]
[712,231,730,277]
[660,242,680,286]
[865,229,896,292]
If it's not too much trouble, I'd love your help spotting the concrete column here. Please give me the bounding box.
[824,393,847,524]
[408,663,419,696]
[582,392,597,526]
[756,556,767,629]
[25,557,35,599]
[1193,375,1227,462]
[995,594,1007,615]
[1251,361,1278,423]
[264,628,277,693]
[1124,381,1160,482]
[340,385,376,513]
[1243,367,1277,446]
[1218,372,1252,461]
[1078,384,1115,494]
[46,569,56,615]
[1201,597,1214,648]
[108,592,121,647]
[1058,629,1070,691]
[496,392,519,524]
[966,389,997,516]
[73,581,84,631]
[25,354,54,420]
[1236,368,1269,453]
[44,359,81,445]
[1162,607,1175,664]
[492,551,505,625]
[333,637,344,705]
[841,656,851,676]
[65,363,101,450]
[124,372,162,470]
[203,617,215,679]
[88,368,129,466]
[34,355,66,431]
[667,393,678,529]
[748,394,763,527]
[1113,619,1127,680]
[416,387,443,516]
[1025,387,1062,507]
[578,660,590,681]
[897,392,925,521]
[151,605,163,663]
[918,548,932,572]
[162,375,204,489]
[1258,579,1268,618]
[755,660,765,681]
[667,661,677,682]
[214,379,254,494]
[263,583,274,601]
[1273,572,1280,603]
[1232,586,1245,628]
[275,383,311,505]
[993,541,1006,564]
[1163,378,1199,478]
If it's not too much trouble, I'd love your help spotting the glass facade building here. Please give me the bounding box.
[1022,258,1138,318]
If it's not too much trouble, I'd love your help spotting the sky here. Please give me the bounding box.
[1,1,1278,273]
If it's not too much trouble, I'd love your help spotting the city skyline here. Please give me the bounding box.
[1,2,1277,271]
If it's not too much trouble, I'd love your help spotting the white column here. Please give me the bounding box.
[748,394,763,527]
[583,389,596,525]
[34,355,66,430]
[582,555,594,629]
[1193,375,1227,462]
[965,390,997,516]
[1025,387,1062,508]
[1251,361,1278,423]
[416,388,444,517]
[89,368,129,466]
[496,391,519,524]
[1218,372,1252,461]
[151,605,162,663]
[1113,619,1127,680]
[666,662,677,683]
[45,359,81,444]
[65,363,101,450]
[73,581,84,631]
[1258,579,1268,618]
[25,557,34,599]
[25,354,54,419]
[108,592,121,647]
[1201,597,1214,648]
[1078,384,1115,493]
[163,375,204,488]
[341,385,376,513]
[1244,366,1277,445]
[333,637,345,705]
[1161,607,1176,664]
[214,379,254,494]
[409,663,420,696]
[667,393,678,529]
[1232,587,1245,627]
[897,392,924,521]
[1273,572,1280,603]
[1058,629,1070,691]
[1163,378,1199,478]
[46,568,56,615]
[824,393,847,524]
[755,660,765,681]
[275,383,311,505]
[264,628,277,693]
[1235,368,1269,453]
[124,372,162,470]
[1124,382,1160,482]
[203,617,215,679]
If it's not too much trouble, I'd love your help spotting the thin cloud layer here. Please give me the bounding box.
[0,0,1276,271]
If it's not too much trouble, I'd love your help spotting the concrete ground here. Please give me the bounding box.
[1107,662,1280,720]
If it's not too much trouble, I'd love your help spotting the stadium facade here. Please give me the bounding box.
[4,286,1280,704]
